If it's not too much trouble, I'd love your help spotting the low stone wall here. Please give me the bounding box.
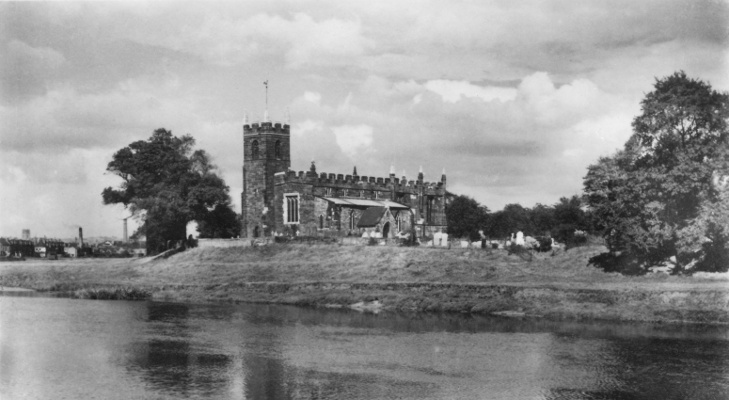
[196,238,253,249]
[196,236,496,250]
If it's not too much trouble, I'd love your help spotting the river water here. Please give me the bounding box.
[1,294,728,400]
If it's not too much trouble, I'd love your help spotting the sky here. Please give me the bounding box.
[1,0,728,239]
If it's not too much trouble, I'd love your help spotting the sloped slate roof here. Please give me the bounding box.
[317,197,409,210]
[356,207,387,228]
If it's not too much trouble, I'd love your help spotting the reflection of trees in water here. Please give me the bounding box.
[543,331,729,400]
[603,337,729,400]
[124,302,234,398]
[120,302,729,400]
[240,305,438,400]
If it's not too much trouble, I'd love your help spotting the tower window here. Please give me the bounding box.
[275,140,282,159]
[251,140,259,160]
[284,194,299,224]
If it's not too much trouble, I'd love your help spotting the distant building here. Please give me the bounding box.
[0,238,35,257]
[64,245,78,258]
[241,118,447,238]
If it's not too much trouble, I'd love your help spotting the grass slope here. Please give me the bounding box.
[1,244,727,324]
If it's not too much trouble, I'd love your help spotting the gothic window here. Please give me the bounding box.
[326,187,332,197]
[251,140,259,160]
[275,140,282,159]
[349,210,355,230]
[285,194,299,224]
[319,215,324,229]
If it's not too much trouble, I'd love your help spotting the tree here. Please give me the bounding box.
[197,203,242,239]
[488,203,534,239]
[103,129,233,255]
[529,203,556,236]
[445,194,490,241]
[584,72,729,273]
[552,195,588,246]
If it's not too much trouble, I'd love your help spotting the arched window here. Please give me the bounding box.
[251,141,259,160]
[274,140,282,159]
[285,194,299,223]
[319,215,324,229]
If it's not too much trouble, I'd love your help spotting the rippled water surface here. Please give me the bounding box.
[1,294,728,399]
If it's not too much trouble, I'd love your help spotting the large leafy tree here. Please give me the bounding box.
[445,194,490,241]
[103,129,234,254]
[584,72,729,273]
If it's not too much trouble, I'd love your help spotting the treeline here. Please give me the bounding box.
[445,194,591,248]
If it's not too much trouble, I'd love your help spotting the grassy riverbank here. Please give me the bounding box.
[1,244,727,324]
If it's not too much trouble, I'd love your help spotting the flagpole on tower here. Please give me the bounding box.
[263,80,269,122]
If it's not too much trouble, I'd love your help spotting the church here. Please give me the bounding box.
[240,116,447,240]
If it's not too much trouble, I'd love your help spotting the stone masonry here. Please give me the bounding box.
[242,119,447,239]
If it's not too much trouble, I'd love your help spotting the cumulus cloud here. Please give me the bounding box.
[424,80,517,103]
[303,92,322,105]
[332,124,374,160]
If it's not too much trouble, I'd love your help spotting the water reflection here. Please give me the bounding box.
[1,295,728,400]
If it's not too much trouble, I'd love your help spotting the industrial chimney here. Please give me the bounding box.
[79,227,84,246]
[123,219,128,242]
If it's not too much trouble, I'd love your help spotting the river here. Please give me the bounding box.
[1,293,728,399]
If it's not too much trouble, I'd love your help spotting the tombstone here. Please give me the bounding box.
[433,231,449,247]
[516,231,525,246]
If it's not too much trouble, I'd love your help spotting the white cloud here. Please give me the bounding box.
[424,80,517,103]
[517,72,604,126]
[332,124,374,160]
[303,92,322,105]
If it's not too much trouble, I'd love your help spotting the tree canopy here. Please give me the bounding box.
[584,72,729,274]
[103,128,236,254]
[445,194,489,241]
[197,203,242,239]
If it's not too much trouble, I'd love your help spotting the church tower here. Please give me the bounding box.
[241,117,290,238]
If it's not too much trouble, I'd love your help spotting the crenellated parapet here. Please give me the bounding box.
[274,169,446,196]
[243,122,290,135]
